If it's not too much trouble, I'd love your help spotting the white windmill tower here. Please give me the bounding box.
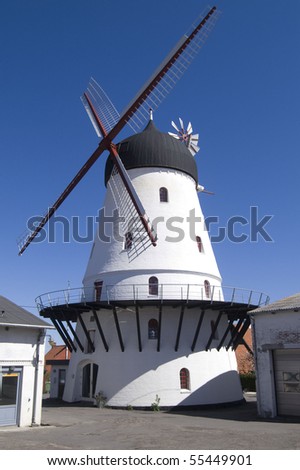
[20,7,269,408]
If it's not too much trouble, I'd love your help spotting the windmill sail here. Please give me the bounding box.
[108,164,155,261]
[18,5,219,255]
[81,78,120,137]
[124,6,221,133]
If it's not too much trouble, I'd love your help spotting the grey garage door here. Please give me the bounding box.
[273,349,300,416]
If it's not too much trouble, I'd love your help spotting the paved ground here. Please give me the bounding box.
[0,394,300,450]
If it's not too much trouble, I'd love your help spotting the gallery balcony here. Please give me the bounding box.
[36,284,269,354]
[36,283,269,313]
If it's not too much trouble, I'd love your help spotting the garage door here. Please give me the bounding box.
[273,349,300,416]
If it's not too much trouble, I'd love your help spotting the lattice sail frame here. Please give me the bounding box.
[81,78,120,137]
[124,6,221,134]
[17,6,220,255]
[107,164,154,261]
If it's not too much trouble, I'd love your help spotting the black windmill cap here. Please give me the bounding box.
[104,119,198,185]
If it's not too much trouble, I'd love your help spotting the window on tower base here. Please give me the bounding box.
[180,368,190,390]
[159,187,168,202]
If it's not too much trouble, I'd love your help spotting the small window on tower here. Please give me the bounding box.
[204,280,211,299]
[148,319,158,339]
[149,276,159,295]
[124,232,133,250]
[196,236,203,253]
[180,368,190,390]
[159,187,168,202]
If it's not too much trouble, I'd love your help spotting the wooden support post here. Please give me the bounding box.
[93,310,109,352]
[78,314,95,352]
[191,309,205,352]
[175,304,185,352]
[113,307,124,352]
[135,305,142,352]
[205,311,223,351]
[66,319,84,352]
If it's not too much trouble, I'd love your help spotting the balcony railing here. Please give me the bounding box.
[35,284,270,312]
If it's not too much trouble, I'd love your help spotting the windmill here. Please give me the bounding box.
[17,5,220,256]
[30,6,270,409]
[169,118,215,195]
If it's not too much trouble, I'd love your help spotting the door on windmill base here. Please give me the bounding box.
[81,363,98,401]
[273,349,300,416]
[0,366,22,426]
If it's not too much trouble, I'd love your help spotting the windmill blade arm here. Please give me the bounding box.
[121,6,220,133]
[81,77,120,137]
[81,95,103,138]
[18,139,108,255]
[109,144,157,246]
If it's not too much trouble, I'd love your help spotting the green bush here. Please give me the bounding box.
[239,373,256,392]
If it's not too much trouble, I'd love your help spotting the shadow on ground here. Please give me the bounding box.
[42,396,300,424]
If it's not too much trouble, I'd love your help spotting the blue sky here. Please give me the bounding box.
[1,0,300,340]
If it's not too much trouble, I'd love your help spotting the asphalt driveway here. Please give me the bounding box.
[0,394,299,450]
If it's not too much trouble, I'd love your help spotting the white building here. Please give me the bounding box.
[0,295,52,426]
[250,293,300,418]
[37,120,268,409]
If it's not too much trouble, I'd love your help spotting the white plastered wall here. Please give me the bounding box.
[0,326,46,426]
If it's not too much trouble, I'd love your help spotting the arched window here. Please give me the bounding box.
[204,280,211,298]
[180,368,190,390]
[148,319,158,339]
[196,236,203,253]
[124,231,133,250]
[149,276,159,295]
[94,281,103,302]
[159,187,168,202]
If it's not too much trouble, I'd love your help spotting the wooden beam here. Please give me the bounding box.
[217,317,235,351]
[66,320,84,352]
[78,314,95,352]
[226,317,244,351]
[57,318,77,352]
[205,311,223,351]
[233,317,251,351]
[113,307,124,352]
[175,304,185,351]
[92,310,109,352]
[51,318,73,352]
[135,305,142,352]
[157,304,163,352]
[191,309,205,352]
